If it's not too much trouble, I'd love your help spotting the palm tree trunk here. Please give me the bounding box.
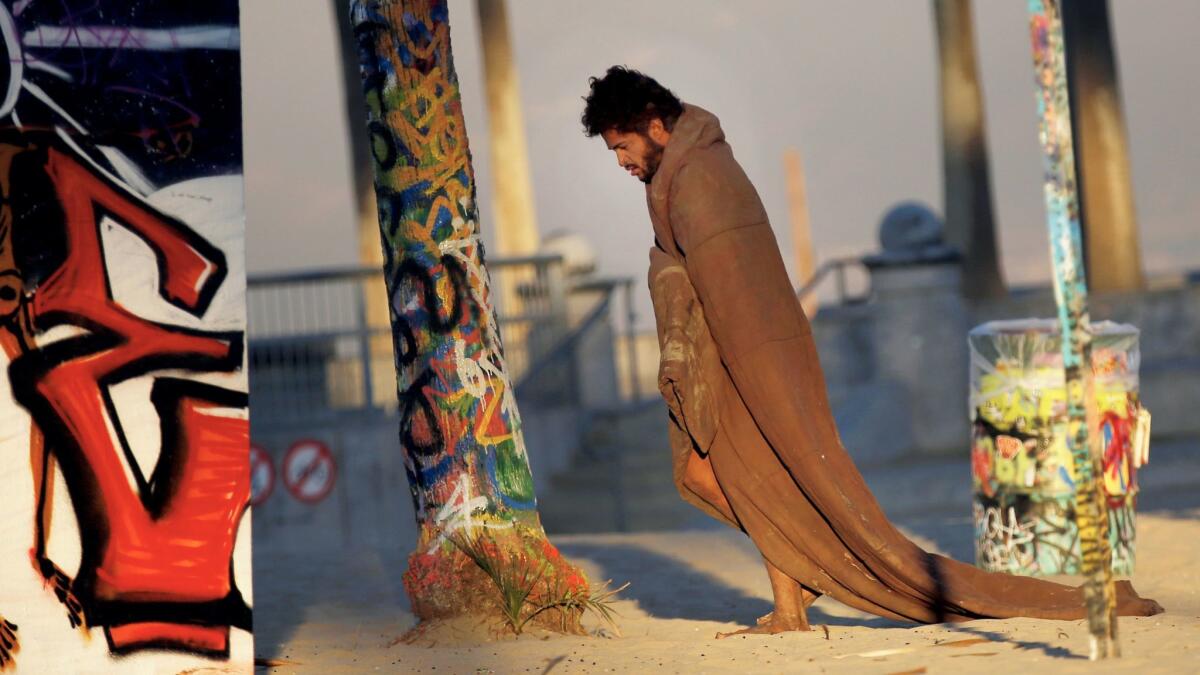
[783,148,818,317]
[475,0,539,380]
[476,0,540,257]
[333,0,384,272]
[1062,0,1143,292]
[933,0,1005,299]
[333,0,394,406]
[348,0,588,626]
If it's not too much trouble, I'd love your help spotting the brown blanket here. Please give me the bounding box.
[645,104,1162,623]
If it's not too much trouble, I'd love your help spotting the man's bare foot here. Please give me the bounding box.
[0,617,19,671]
[756,587,820,626]
[716,612,810,639]
[718,559,819,638]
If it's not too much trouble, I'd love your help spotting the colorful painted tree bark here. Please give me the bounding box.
[348,0,589,626]
[1026,0,1118,659]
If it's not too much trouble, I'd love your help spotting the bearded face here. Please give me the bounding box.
[601,127,667,184]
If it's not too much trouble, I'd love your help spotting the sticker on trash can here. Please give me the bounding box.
[250,444,275,506]
[283,439,337,504]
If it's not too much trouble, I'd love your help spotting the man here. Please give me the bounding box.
[581,66,1162,636]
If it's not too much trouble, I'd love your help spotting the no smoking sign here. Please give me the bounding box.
[282,439,337,504]
[249,444,275,507]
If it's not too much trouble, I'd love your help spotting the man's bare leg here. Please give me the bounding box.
[754,571,821,626]
[716,558,817,638]
[682,452,820,637]
[681,450,734,520]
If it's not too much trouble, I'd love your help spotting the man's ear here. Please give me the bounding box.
[647,117,671,145]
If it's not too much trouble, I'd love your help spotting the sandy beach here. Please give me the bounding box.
[253,479,1200,674]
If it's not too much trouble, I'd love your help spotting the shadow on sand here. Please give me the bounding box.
[557,541,903,629]
[249,482,1195,663]
[251,541,414,664]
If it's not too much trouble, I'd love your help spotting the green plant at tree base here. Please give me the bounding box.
[450,529,629,636]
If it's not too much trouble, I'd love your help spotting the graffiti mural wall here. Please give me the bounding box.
[0,1,252,672]
[969,319,1147,576]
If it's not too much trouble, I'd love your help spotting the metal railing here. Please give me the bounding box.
[247,255,639,429]
[796,257,871,307]
[514,276,642,407]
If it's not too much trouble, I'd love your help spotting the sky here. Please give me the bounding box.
[241,0,1199,302]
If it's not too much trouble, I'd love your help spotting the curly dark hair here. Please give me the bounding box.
[581,66,683,137]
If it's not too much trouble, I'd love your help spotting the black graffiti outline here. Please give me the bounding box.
[399,368,443,461]
[368,119,396,171]
[390,253,472,352]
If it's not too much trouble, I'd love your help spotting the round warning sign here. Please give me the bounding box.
[282,439,337,504]
[249,444,275,507]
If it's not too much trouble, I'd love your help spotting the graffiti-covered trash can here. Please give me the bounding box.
[969,319,1150,576]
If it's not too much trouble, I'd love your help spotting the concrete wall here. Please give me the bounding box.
[251,418,413,553]
[251,401,584,552]
[814,264,1200,463]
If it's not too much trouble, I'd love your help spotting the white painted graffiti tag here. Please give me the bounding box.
[427,474,510,554]
[440,234,531,456]
[452,338,490,399]
[975,504,1037,573]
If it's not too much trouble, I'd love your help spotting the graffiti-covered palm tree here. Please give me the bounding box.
[347,0,591,627]
[933,0,1005,299]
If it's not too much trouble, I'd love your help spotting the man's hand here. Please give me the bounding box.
[650,259,718,451]
[658,336,688,387]
[658,334,689,420]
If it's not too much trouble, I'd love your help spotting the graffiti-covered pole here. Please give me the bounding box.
[347,0,589,625]
[1026,0,1118,659]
